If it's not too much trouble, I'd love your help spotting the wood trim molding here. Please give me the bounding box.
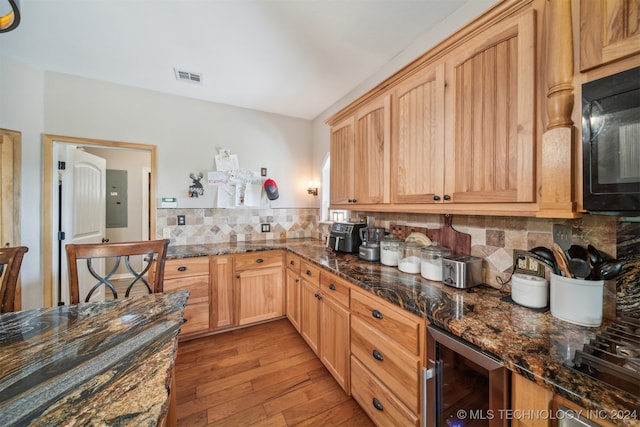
[42,134,157,307]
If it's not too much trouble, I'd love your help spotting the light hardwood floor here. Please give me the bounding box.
[174,319,374,426]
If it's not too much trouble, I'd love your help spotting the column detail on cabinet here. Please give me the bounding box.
[211,255,234,330]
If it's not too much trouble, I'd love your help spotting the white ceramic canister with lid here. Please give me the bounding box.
[511,273,548,308]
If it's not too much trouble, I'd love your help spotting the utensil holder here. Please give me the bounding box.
[550,273,604,327]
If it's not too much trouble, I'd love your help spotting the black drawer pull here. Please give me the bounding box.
[372,309,383,319]
[372,398,384,411]
[329,284,336,291]
[306,270,312,276]
[372,349,384,361]
[256,258,264,263]
[177,266,187,271]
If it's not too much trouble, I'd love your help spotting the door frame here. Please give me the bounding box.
[1,129,22,309]
[43,134,157,307]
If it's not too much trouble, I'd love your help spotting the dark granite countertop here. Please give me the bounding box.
[167,239,639,426]
[0,290,189,426]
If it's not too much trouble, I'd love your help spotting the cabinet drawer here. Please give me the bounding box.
[285,253,301,274]
[351,356,419,427]
[164,257,210,279]
[320,272,350,308]
[164,275,209,305]
[351,316,421,413]
[180,302,210,335]
[351,288,423,356]
[235,251,282,271]
[300,260,321,286]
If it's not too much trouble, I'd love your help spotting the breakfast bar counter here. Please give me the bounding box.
[0,290,189,426]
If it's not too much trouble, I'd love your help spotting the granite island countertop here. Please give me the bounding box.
[0,290,189,426]
[168,238,639,426]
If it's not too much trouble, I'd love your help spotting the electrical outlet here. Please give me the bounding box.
[513,249,545,277]
[553,224,572,250]
[177,215,186,226]
[162,228,171,239]
[261,223,270,232]
[261,167,267,177]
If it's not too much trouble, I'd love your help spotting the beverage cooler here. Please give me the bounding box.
[425,325,509,426]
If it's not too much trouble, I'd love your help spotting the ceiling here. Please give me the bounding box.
[0,0,488,120]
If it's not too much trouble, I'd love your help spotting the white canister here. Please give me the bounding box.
[511,273,548,308]
[550,273,604,327]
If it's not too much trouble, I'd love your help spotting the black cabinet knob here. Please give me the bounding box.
[177,266,187,271]
[372,398,384,411]
[256,258,264,263]
[371,309,383,319]
[433,195,441,201]
[290,260,295,265]
[372,349,384,361]
[329,284,336,291]
[443,194,451,201]
[306,270,312,276]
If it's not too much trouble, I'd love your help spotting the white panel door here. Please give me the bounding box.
[61,146,107,303]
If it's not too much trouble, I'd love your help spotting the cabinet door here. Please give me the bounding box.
[330,116,356,205]
[164,257,211,337]
[354,95,390,204]
[235,266,284,326]
[391,65,445,204]
[580,0,640,71]
[320,295,350,393]
[285,267,301,333]
[444,11,535,204]
[300,279,320,355]
[211,255,234,330]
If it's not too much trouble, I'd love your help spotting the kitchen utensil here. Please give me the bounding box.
[426,215,471,256]
[568,258,590,279]
[587,244,613,266]
[529,246,559,274]
[586,259,623,281]
[567,245,589,261]
[551,243,572,277]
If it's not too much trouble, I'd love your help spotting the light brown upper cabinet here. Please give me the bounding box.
[391,64,445,204]
[443,10,536,204]
[330,95,390,206]
[580,0,640,71]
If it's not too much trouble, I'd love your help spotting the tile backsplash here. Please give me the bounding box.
[156,208,321,245]
[157,208,639,318]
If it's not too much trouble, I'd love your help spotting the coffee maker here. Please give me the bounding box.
[358,227,386,261]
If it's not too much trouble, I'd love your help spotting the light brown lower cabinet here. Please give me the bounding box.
[350,287,424,427]
[211,255,234,330]
[285,253,302,332]
[234,251,284,326]
[298,263,351,393]
[163,256,211,337]
[351,356,419,427]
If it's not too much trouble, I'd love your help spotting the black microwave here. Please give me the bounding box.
[582,66,640,215]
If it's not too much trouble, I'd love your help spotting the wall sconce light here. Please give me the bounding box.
[0,0,20,33]
[307,181,318,196]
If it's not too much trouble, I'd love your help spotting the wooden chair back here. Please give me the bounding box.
[65,239,169,304]
[0,246,29,313]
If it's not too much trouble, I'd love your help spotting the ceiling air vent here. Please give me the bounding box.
[174,68,202,84]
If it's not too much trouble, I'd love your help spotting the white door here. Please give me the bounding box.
[60,146,107,304]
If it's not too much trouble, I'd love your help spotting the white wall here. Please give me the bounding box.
[44,72,315,209]
[1,58,315,309]
[0,56,45,310]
